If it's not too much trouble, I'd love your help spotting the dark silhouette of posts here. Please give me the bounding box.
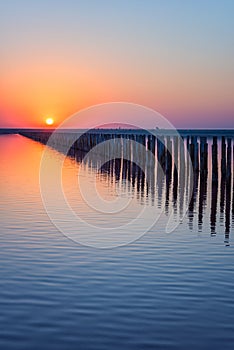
[200,137,208,175]
[179,137,186,218]
[148,135,156,155]
[19,129,234,241]
[157,136,166,171]
[232,164,234,234]
[226,138,232,182]
[188,136,199,173]
[165,136,172,213]
[173,136,178,204]
[165,136,172,177]
[189,136,198,172]
[194,136,199,173]
[221,136,226,177]
[179,137,185,174]
[210,136,219,234]
[212,137,218,182]
[189,136,194,168]
[224,138,232,244]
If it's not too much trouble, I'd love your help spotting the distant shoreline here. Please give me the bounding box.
[1,128,234,137]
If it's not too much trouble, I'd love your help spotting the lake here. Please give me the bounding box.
[0,133,234,350]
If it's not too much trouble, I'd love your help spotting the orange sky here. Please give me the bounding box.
[0,1,233,128]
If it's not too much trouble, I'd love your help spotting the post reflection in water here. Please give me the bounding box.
[67,134,234,241]
[21,130,234,242]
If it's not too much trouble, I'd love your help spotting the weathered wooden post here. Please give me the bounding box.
[186,136,190,177]
[166,136,172,177]
[157,136,166,171]
[150,135,156,155]
[140,134,146,168]
[179,137,185,173]
[163,136,171,213]
[145,134,155,203]
[221,136,226,177]
[148,135,155,155]
[178,137,185,218]
[189,136,195,169]
[232,150,234,231]
[224,138,232,242]
[126,134,131,163]
[212,136,218,182]
[200,136,208,175]
[194,136,199,172]
[174,136,178,166]
[226,138,232,182]
[172,136,178,203]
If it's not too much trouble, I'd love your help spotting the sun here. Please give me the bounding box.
[45,117,54,126]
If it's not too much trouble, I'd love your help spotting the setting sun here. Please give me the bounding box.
[45,117,54,126]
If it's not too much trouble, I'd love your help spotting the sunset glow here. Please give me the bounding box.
[45,118,54,126]
[0,1,233,128]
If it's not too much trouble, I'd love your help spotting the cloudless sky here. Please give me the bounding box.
[0,0,233,128]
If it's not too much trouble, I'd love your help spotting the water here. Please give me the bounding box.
[0,134,234,350]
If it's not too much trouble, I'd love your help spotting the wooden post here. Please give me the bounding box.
[179,137,185,172]
[173,137,178,203]
[221,136,226,177]
[200,136,208,175]
[157,136,165,170]
[226,138,232,182]
[194,136,199,172]
[166,136,172,176]
[212,136,218,182]
[150,135,156,155]
[189,136,195,168]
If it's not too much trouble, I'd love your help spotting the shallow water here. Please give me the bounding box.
[0,134,234,350]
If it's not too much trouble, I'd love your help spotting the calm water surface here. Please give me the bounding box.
[0,134,234,350]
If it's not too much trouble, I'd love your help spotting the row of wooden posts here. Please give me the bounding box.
[19,131,233,237]
[20,131,233,181]
[212,136,232,182]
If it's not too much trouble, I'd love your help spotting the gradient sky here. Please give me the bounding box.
[0,0,233,128]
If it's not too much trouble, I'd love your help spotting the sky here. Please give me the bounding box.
[0,0,233,128]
